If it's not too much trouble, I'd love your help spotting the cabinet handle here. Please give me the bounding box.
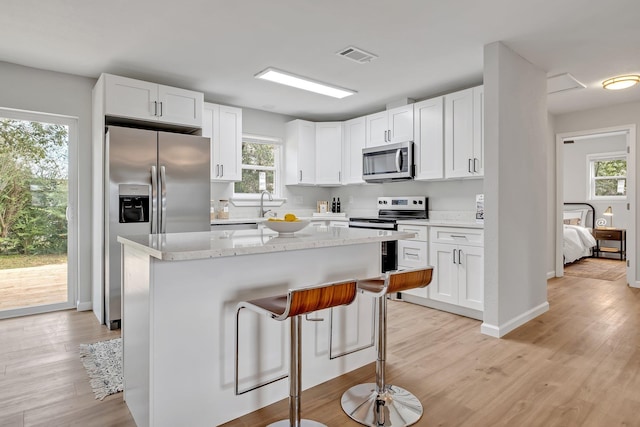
[299,170,302,182]
[159,101,163,117]
[468,159,472,173]
[220,164,224,177]
[406,252,419,259]
[338,171,341,182]
[474,158,479,173]
[388,129,392,142]
[450,235,467,239]
[153,101,158,116]
[452,249,457,264]
[215,164,219,177]
[458,249,463,265]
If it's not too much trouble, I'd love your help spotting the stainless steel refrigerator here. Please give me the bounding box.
[104,126,210,329]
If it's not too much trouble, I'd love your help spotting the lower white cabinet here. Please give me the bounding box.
[429,227,484,311]
[397,224,429,298]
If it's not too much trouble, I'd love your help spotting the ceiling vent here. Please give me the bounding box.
[337,46,378,64]
[547,73,586,94]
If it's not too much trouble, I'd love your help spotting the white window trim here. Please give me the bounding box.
[587,151,627,201]
[231,134,286,207]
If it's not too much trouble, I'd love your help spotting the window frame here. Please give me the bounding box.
[231,134,286,206]
[587,151,627,201]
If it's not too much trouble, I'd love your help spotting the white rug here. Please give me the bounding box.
[79,337,123,400]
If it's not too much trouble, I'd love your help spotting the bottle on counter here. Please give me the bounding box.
[217,199,229,219]
[336,197,341,213]
[331,197,336,213]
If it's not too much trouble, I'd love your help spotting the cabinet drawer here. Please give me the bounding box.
[430,227,483,247]
[593,229,623,240]
[397,240,428,268]
[397,224,428,241]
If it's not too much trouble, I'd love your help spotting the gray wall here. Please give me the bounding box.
[0,61,96,309]
[483,42,549,337]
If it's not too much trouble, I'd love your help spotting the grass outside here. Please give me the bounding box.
[0,254,67,270]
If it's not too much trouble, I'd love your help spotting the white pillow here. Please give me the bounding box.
[563,209,588,226]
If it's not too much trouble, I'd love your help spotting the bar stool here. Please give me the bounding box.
[236,279,358,427]
[341,267,433,427]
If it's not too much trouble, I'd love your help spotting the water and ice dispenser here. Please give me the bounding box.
[119,184,150,223]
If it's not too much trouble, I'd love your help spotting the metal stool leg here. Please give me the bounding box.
[340,296,423,427]
[268,315,326,427]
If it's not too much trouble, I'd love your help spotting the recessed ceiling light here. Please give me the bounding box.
[602,75,640,90]
[255,67,356,99]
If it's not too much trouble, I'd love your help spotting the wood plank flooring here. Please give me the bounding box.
[1,266,638,426]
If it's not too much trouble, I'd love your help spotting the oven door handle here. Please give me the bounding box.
[348,221,397,230]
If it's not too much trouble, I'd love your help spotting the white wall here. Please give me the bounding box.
[563,134,628,230]
[0,61,95,309]
[483,42,549,337]
[547,113,557,277]
[553,101,640,280]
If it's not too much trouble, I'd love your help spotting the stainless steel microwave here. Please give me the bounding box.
[362,141,414,183]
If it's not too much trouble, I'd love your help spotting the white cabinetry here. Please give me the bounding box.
[103,73,203,128]
[444,86,483,178]
[315,122,343,185]
[397,224,429,298]
[202,103,242,181]
[285,120,316,185]
[365,104,414,147]
[429,227,483,311]
[342,117,366,184]
[413,97,444,180]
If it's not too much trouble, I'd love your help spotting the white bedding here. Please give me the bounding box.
[564,224,597,264]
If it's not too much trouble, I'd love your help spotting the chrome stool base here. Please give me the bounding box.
[341,383,423,427]
[268,420,326,427]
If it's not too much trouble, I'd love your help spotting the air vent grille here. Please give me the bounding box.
[337,46,378,64]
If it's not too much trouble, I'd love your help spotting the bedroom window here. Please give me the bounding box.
[588,152,627,200]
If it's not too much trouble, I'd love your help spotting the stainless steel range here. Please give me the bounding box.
[349,196,428,272]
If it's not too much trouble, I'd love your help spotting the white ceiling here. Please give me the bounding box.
[2,0,640,121]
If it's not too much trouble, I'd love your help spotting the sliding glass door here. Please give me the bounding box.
[0,108,77,318]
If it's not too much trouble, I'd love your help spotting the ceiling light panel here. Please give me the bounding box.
[602,75,640,90]
[254,68,356,99]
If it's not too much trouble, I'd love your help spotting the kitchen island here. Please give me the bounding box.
[117,226,415,427]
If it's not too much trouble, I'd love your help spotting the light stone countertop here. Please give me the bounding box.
[117,226,415,261]
[210,216,349,225]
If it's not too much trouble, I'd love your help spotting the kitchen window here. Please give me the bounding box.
[232,134,284,203]
[588,152,627,200]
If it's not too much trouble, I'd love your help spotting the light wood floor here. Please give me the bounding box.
[1,270,638,426]
[0,264,67,311]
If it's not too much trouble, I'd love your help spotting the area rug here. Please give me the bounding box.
[79,338,123,400]
[564,257,626,281]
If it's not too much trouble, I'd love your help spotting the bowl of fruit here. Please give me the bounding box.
[262,213,309,236]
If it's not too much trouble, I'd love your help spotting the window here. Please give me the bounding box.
[588,152,627,200]
[233,135,282,198]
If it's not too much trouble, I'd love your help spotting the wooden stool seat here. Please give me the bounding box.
[341,267,433,427]
[236,279,358,427]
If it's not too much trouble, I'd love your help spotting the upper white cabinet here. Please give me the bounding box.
[315,122,343,186]
[444,86,483,178]
[365,104,414,147]
[202,103,242,182]
[342,116,366,185]
[103,74,203,128]
[285,120,316,185]
[413,96,444,180]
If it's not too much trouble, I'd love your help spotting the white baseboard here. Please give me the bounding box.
[76,301,92,311]
[632,281,640,289]
[546,270,556,279]
[481,301,549,338]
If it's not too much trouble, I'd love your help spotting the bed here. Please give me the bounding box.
[563,203,597,264]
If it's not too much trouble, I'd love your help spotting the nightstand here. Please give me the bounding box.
[593,228,626,260]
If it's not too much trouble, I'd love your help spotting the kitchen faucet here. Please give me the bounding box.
[260,190,274,217]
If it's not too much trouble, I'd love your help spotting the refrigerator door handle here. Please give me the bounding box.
[151,165,157,233]
[160,165,167,233]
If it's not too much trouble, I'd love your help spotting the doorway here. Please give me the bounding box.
[0,108,78,318]
[555,125,636,286]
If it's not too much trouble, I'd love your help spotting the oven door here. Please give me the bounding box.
[349,220,398,273]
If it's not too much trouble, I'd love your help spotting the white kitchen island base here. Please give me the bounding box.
[119,227,413,426]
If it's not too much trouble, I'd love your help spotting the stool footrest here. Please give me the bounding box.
[268,420,327,427]
[341,383,423,427]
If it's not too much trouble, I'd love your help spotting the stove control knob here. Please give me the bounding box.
[383,200,388,204]
[418,200,423,204]
[378,200,383,204]
[413,200,418,204]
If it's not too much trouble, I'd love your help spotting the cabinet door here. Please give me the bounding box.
[315,122,343,185]
[428,242,458,304]
[342,117,366,184]
[298,121,316,184]
[104,74,158,122]
[157,85,203,127]
[328,292,375,358]
[216,105,242,181]
[472,85,484,176]
[388,104,414,143]
[444,88,474,178]
[413,97,444,180]
[366,111,388,147]
[202,103,218,179]
[458,245,484,310]
[397,240,428,269]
